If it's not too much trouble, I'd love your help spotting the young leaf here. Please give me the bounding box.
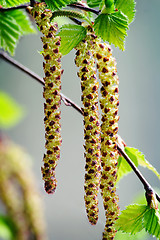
[94,10,128,50]
[0,215,15,240]
[58,24,86,55]
[0,91,25,129]
[87,0,103,7]
[9,10,36,35]
[115,204,148,234]
[0,10,35,55]
[115,229,148,240]
[125,147,160,181]
[44,0,75,11]
[0,0,28,8]
[143,208,160,238]
[115,0,136,24]
[117,153,138,182]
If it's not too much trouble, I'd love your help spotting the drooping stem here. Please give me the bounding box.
[1,51,160,203]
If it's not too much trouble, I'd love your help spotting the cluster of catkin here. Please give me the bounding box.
[75,27,120,240]
[28,3,119,239]
[0,137,47,240]
[27,3,63,194]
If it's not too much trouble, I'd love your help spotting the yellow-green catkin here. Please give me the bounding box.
[75,28,101,225]
[27,3,62,194]
[0,139,47,240]
[95,42,120,240]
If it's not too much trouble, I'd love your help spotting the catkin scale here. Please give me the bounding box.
[27,3,62,194]
[75,30,101,225]
[95,42,120,240]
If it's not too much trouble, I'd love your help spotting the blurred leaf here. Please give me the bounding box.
[0,9,35,55]
[58,24,86,55]
[94,10,128,50]
[117,149,138,182]
[143,208,160,238]
[87,0,102,7]
[0,215,16,240]
[0,0,28,8]
[9,10,36,35]
[0,91,25,129]
[115,204,147,234]
[115,229,148,240]
[44,0,75,11]
[115,0,136,24]
[126,147,160,181]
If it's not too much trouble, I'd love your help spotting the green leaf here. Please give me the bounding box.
[0,0,28,8]
[44,0,75,11]
[117,148,138,182]
[58,24,87,55]
[143,208,160,238]
[126,147,160,181]
[115,0,136,24]
[0,11,20,55]
[0,91,25,129]
[115,229,148,240]
[94,10,128,50]
[0,215,16,240]
[8,10,36,35]
[115,204,148,234]
[87,0,103,7]
[0,10,35,55]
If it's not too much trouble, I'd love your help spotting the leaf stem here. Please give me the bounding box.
[0,50,160,203]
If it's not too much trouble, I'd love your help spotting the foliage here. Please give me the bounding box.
[116,204,160,238]
[0,91,25,129]
[117,147,160,182]
[0,216,15,240]
[0,9,35,55]
[0,0,28,8]
[58,24,87,55]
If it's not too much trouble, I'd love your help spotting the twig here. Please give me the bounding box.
[0,51,83,115]
[68,3,100,15]
[69,17,82,25]
[0,4,29,12]
[0,50,160,203]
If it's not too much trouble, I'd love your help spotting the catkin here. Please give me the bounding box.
[75,29,101,225]
[95,42,120,240]
[0,139,47,240]
[27,3,62,194]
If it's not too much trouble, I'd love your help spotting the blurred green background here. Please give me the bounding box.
[0,0,160,239]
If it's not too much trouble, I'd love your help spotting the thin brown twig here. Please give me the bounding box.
[68,3,100,15]
[0,50,160,203]
[0,51,83,115]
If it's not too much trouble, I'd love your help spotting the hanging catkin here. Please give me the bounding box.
[75,28,101,225]
[0,138,47,240]
[95,42,120,239]
[27,3,62,194]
